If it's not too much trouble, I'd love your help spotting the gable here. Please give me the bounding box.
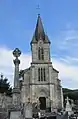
[53,68,59,73]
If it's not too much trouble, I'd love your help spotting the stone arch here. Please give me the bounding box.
[37,87,49,98]
[36,87,49,110]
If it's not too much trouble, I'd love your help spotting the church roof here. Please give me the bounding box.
[31,14,50,44]
[53,68,59,73]
[35,14,45,41]
[19,67,31,77]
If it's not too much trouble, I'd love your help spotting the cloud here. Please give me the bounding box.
[52,58,78,89]
[52,29,78,58]
[50,27,78,89]
[0,46,78,89]
[0,46,31,87]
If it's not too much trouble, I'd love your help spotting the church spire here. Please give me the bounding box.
[35,14,45,41]
[31,14,50,44]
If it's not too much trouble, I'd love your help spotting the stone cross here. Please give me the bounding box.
[12,48,21,106]
[13,48,21,88]
[65,96,73,115]
[13,48,21,58]
[36,4,40,15]
[65,96,70,105]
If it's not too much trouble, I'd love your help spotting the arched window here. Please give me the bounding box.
[38,47,41,60]
[38,47,44,60]
[38,68,46,81]
[41,68,43,81]
[38,68,40,81]
[41,48,44,60]
[43,68,46,81]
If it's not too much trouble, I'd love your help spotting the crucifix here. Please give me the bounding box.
[65,96,70,105]
[36,4,40,15]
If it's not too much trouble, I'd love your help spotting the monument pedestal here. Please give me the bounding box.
[8,105,23,119]
[12,88,21,106]
[9,110,22,119]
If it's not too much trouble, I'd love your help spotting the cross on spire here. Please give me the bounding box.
[36,4,40,15]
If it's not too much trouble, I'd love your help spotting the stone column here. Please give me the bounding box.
[12,48,21,106]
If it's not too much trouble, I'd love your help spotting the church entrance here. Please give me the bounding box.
[39,97,46,110]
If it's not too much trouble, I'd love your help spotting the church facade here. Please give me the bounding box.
[0,15,64,119]
[20,14,63,112]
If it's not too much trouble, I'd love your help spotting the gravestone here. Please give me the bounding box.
[24,102,32,119]
[10,111,22,119]
[61,112,68,119]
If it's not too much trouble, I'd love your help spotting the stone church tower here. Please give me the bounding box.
[20,14,63,112]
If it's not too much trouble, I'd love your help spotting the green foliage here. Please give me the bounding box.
[0,76,12,97]
[63,88,78,105]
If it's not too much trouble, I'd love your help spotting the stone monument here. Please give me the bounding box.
[12,48,21,106]
[9,48,22,119]
[65,96,73,116]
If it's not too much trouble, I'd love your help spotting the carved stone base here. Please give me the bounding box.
[12,88,21,106]
[8,104,23,119]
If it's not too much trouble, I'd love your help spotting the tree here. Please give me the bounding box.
[63,88,78,105]
[0,74,12,97]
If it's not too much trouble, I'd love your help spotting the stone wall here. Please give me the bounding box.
[0,93,12,108]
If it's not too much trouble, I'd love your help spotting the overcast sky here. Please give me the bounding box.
[0,0,78,89]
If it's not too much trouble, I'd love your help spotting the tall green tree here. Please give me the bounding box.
[0,74,12,96]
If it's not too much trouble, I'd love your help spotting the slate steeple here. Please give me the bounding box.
[31,14,50,44]
[35,14,45,41]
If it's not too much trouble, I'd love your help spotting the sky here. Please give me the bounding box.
[0,0,78,89]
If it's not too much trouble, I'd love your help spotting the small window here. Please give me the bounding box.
[38,47,44,60]
[41,48,44,60]
[38,47,41,60]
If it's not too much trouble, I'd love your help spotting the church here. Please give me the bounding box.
[0,14,64,119]
[20,14,63,112]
